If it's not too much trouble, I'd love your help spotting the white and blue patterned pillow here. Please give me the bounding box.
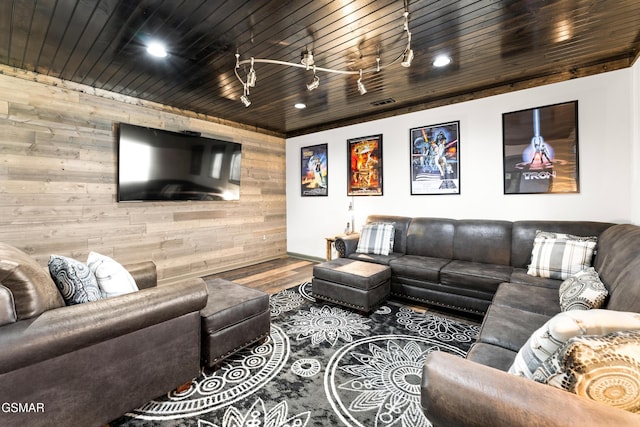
[87,252,138,298]
[527,231,598,280]
[559,267,608,311]
[356,223,395,256]
[49,255,102,305]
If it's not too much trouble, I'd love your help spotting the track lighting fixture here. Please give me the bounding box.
[357,70,367,95]
[400,11,413,67]
[306,67,320,91]
[234,2,414,107]
[240,85,251,107]
[247,57,256,87]
[401,48,414,67]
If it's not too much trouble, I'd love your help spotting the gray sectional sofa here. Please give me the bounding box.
[337,215,640,425]
[0,243,209,427]
[422,222,640,426]
[335,215,614,315]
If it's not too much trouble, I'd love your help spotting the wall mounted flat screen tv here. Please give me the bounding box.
[118,123,242,202]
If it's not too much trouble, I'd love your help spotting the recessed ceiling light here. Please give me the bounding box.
[433,55,451,67]
[294,103,306,109]
[146,42,168,58]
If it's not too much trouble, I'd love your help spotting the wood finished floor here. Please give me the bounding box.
[202,256,317,294]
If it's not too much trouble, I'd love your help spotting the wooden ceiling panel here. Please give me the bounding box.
[1,0,638,137]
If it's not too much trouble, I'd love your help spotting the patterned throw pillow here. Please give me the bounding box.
[87,252,138,298]
[356,223,395,256]
[48,255,102,305]
[508,309,640,379]
[559,267,608,311]
[533,330,640,414]
[527,231,598,280]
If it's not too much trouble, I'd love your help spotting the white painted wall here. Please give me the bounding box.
[631,58,640,224]
[286,68,636,259]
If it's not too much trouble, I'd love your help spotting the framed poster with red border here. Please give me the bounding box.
[347,134,383,196]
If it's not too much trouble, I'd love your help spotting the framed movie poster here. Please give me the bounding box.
[347,134,383,196]
[301,144,328,196]
[503,101,579,194]
[410,121,460,195]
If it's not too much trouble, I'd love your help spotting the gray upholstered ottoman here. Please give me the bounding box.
[312,258,391,313]
[201,278,270,368]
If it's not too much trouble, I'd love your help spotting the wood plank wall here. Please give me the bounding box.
[0,65,287,285]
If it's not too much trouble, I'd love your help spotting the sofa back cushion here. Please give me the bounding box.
[511,221,614,269]
[365,215,412,254]
[594,224,640,312]
[0,285,17,326]
[405,217,455,258]
[0,243,64,319]
[453,220,512,265]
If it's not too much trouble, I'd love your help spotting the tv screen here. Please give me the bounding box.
[118,123,242,202]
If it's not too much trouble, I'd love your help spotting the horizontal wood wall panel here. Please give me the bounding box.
[0,66,287,285]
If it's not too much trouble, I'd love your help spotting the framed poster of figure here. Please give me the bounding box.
[503,101,579,194]
[347,134,383,196]
[301,144,328,196]
[410,121,460,195]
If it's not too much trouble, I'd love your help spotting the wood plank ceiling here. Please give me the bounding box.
[1,0,639,137]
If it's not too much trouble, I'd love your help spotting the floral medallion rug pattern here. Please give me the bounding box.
[111,282,479,427]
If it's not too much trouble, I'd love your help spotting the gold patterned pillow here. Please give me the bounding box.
[533,330,640,414]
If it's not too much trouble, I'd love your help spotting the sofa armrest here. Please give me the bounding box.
[421,351,640,427]
[335,234,360,257]
[124,260,157,289]
[0,277,208,374]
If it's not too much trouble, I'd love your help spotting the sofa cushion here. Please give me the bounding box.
[452,220,512,265]
[534,330,640,414]
[559,267,608,311]
[405,217,455,258]
[48,255,102,305]
[388,255,449,284]
[478,304,550,352]
[492,282,560,317]
[0,285,17,326]
[509,268,562,289]
[356,222,395,256]
[508,309,640,379]
[440,260,513,294]
[466,342,517,371]
[0,243,64,320]
[527,231,597,280]
[87,252,138,298]
[593,224,640,312]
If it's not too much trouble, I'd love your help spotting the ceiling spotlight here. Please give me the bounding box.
[247,57,256,87]
[294,103,307,109]
[401,48,414,67]
[433,55,452,67]
[306,67,320,91]
[357,70,367,95]
[240,93,251,107]
[301,51,315,70]
[240,85,251,107]
[146,41,167,58]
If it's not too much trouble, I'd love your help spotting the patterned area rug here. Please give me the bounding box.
[111,282,480,427]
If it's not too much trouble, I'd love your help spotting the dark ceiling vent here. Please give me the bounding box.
[370,98,396,107]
